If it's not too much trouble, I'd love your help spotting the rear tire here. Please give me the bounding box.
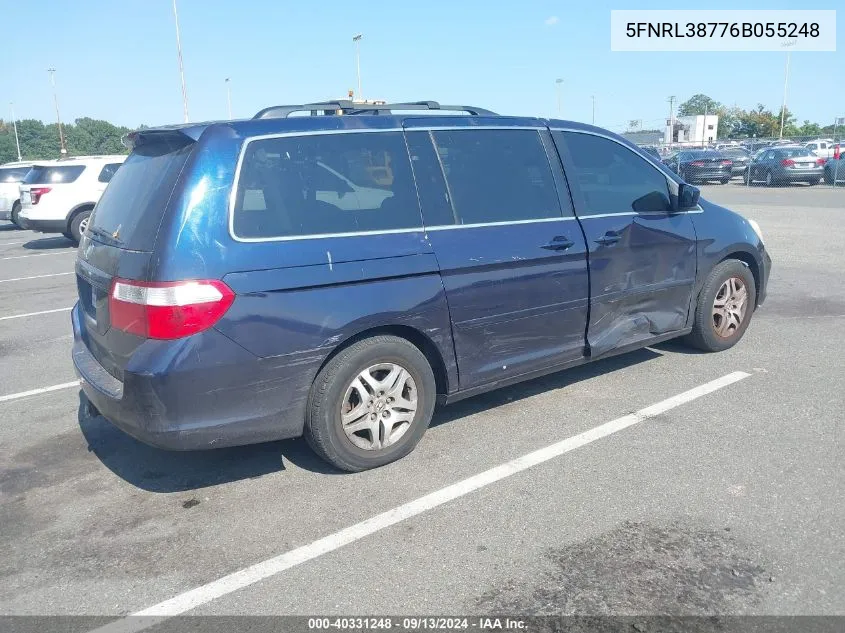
[10,201,21,228]
[684,260,756,353]
[720,178,730,184]
[807,178,820,186]
[765,170,774,187]
[823,171,833,185]
[69,210,91,244]
[305,335,436,472]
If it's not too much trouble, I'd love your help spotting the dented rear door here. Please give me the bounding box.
[552,130,697,358]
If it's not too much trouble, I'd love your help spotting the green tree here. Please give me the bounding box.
[678,94,722,116]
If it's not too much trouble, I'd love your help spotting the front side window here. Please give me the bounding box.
[233,132,421,239]
[430,129,561,226]
[557,132,671,214]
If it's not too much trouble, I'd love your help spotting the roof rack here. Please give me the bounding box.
[252,100,496,119]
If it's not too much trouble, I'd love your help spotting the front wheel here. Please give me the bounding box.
[305,335,436,472]
[684,260,756,352]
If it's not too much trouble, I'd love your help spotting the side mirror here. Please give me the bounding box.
[676,183,700,211]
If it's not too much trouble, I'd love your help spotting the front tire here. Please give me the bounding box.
[69,210,91,244]
[684,260,756,353]
[305,335,436,472]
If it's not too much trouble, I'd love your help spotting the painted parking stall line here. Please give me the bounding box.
[0,271,75,284]
[0,381,79,404]
[0,251,76,261]
[89,371,751,633]
[0,307,73,321]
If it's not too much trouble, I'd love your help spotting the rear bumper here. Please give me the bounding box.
[686,168,732,180]
[71,303,319,450]
[16,216,66,233]
[774,169,824,181]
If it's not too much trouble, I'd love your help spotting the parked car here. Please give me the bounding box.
[17,155,126,243]
[745,146,825,186]
[639,145,661,160]
[719,147,752,177]
[0,161,37,226]
[823,154,845,184]
[663,149,733,184]
[805,139,836,159]
[72,100,771,472]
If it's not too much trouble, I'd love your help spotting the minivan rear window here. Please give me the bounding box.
[0,167,31,183]
[23,165,85,184]
[88,140,193,251]
[232,132,421,239]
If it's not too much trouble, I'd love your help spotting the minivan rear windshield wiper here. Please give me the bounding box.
[86,224,125,247]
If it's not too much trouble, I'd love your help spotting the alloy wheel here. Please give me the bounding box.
[712,277,748,338]
[340,362,418,450]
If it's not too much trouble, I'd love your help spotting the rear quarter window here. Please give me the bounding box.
[0,167,31,182]
[232,131,421,239]
[23,165,85,184]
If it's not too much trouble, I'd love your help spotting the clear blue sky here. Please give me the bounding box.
[3,0,842,131]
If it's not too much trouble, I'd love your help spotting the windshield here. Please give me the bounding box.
[88,140,193,250]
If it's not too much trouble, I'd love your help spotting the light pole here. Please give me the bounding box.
[591,95,596,125]
[46,68,67,155]
[225,78,232,119]
[555,79,563,116]
[778,51,791,139]
[353,34,363,101]
[173,0,189,122]
[9,102,22,161]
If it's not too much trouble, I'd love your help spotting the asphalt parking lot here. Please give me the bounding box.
[1,183,843,626]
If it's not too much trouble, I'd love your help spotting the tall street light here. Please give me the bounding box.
[555,79,563,116]
[9,102,22,161]
[46,68,67,155]
[353,34,363,102]
[778,51,791,139]
[173,0,189,122]
[225,77,232,119]
[591,95,596,125]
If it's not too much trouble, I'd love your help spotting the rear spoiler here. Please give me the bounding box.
[122,125,205,151]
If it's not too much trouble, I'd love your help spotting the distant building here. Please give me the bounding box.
[666,115,719,145]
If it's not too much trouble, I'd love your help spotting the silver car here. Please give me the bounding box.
[0,162,35,225]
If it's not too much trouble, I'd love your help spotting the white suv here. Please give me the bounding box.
[17,155,126,243]
[0,161,40,225]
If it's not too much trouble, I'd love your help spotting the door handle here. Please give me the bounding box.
[542,236,575,251]
[594,232,621,246]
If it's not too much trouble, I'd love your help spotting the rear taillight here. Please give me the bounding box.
[30,187,52,204]
[816,158,825,166]
[690,161,705,167]
[721,160,732,166]
[781,159,795,167]
[109,279,235,340]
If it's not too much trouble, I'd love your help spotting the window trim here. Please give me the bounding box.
[229,126,557,243]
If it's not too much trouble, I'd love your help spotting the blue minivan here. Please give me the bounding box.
[72,101,771,471]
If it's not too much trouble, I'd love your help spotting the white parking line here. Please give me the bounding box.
[0,272,74,284]
[0,381,79,403]
[0,251,76,261]
[0,307,73,321]
[0,240,27,246]
[89,371,751,633]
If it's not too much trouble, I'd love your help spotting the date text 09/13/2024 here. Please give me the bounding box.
[307,617,527,630]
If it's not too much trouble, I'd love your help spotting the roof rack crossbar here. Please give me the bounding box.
[252,101,496,119]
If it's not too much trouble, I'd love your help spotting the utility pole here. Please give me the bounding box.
[591,95,596,125]
[225,77,232,119]
[9,102,22,161]
[353,34,363,101]
[46,68,67,155]
[173,0,189,122]
[779,51,791,139]
[667,95,676,144]
[555,79,563,116]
